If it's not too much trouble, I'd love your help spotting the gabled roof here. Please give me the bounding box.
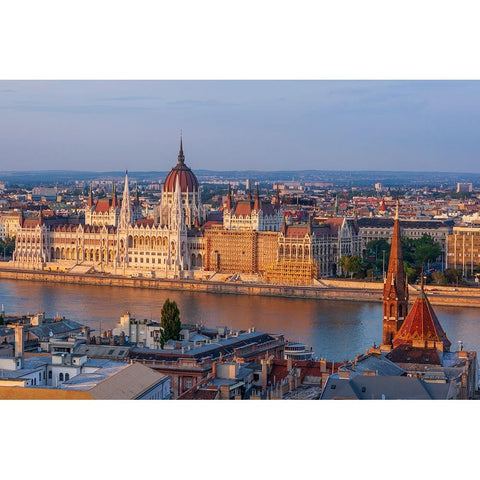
[233,201,253,216]
[94,198,117,213]
[87,362,167,399]
[392,292,451,351]
[320,375,451,400]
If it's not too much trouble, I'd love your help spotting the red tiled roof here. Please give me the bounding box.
[136,218,154,227]
[94,198,115,213]
[392,292,451,351]
[22,219,41,228]
[322,218,344,235]
[386,344,442,365]
[202,220,223,229]
[234,201,253,216]
[177,388,219,400]
[267,359,342,385]
[284,224,310,238]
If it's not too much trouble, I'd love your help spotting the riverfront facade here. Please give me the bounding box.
[11,139,362,284]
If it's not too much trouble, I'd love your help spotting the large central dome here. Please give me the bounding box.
[163,138,199,193]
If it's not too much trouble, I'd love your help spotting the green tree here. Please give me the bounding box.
[0,236,16,259]
[338,255,350,278]
[413,234,442,266]
[160,298,181,348]
[339,255,363,278]
[404,264,418,284]
[444,268,465,286]
[431,271,446,285]
[347,255,363,278]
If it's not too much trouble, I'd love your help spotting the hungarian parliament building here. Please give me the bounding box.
[12,140,362,285]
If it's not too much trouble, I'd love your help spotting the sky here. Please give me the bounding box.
[1,80,480,174]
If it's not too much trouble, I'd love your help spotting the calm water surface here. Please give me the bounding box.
[1,278,480,361]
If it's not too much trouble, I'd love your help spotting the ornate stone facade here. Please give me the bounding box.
[12,139,362,284]
[13,140,206,277]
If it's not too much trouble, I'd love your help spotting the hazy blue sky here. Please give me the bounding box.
[1,80,480,173]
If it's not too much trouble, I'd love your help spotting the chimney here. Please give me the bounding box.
[261,359,268,391]
[14,325,24,367]
[319,358,327,373]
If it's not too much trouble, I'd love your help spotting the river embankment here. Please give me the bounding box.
[1,266,480,308]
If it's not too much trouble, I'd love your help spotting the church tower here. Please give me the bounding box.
[382,200,409,346]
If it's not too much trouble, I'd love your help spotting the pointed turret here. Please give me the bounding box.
[254,184,260,211]
[178,134,185,165]
[112,181,117,207]
[88,183,94,207]
[382,199,409,346]
[275,185,281,209]
[119,171,132,228]
[226,184,233,210]
[134,182,139,205]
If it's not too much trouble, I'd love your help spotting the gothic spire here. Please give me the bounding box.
[178,134,185,165]
[112,181,117,207]
[226,183,233,210]
[119,171,132,228]
[88,183,94,207]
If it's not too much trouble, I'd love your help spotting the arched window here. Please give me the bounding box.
[49,371,52,379]
[389,304,394,318]
[65,373,70,381]
[59,373,64,382]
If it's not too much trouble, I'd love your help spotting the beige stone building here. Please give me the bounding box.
[446,225,480,276]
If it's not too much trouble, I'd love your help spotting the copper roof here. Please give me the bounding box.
[163,139,199,193]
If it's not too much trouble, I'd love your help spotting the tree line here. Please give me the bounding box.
[338,233,471,286]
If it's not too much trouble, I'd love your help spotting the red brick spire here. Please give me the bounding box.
[382,199,409,346]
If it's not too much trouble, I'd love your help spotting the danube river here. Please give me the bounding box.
[1,278,480,360]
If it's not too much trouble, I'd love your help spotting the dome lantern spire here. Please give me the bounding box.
[178,132,185,165]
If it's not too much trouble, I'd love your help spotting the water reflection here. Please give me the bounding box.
[1,279,479,361]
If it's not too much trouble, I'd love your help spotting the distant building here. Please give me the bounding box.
[446,225,480,276]
[0,212,22,240]
[358,217,452,253]
[112,312,163,349]
[457,182,473,193]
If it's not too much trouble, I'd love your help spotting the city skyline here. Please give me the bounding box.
[1,80,480,174]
